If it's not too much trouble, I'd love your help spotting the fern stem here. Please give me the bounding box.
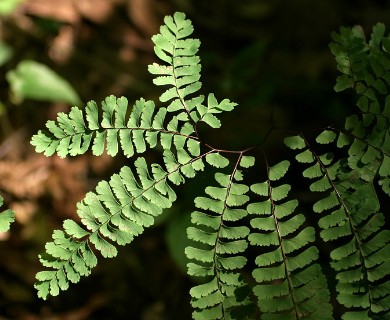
[212,152,244,317]
[301,134,378,313]
[263,153,302,320]
[171,39,198,134]
[39,151,212,291]
[204,144,255,155]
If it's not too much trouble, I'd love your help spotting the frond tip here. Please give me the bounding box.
[148,12,237,129]
[148,12,202,116]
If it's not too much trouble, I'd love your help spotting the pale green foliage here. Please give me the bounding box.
[30,12,390,319]
[0,195,14,232]
[7,60,81,105]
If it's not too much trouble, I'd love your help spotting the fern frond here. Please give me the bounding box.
[248,160,332,320]
[31,95,200,158]
[148,12,201,115]
[34,152,208,299]
[330,23,390,196]
[326,24,390,317]
[186,155,254,319]
[286,134,390,319]
[0,195,14,232]
[148,12,236,128]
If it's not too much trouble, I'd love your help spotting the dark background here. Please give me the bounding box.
[1,1,389,319]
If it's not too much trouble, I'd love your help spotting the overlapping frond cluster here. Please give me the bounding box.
[0,195,14,232]
[318,21,390,319]
[248,159,332,319]
[29,11,390,319]
[185,155,254,320]
[285,134,390,319]
[31,96,200,159]
[31,11,243,304]
[148,12,236,129]
[330,22,390,195]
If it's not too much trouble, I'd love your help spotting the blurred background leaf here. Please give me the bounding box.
[6,60,81,105]
[0,40,13,66]
[0,0,23,16]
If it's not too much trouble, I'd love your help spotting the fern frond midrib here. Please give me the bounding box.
[308,140,378,308]
[46,151,211,280]
[211,152,244,317]
[265,164,305,319]
[308,140,361,237]
[171,38,194,121]
[91,150,209,230]
[48,126,200,144]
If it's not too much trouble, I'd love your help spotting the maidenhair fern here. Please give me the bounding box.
[30,12,389,319]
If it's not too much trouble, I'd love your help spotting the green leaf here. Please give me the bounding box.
[284,135,306,150]
[0,40,12,66]
[271,184,291,201]
[6,60,81,105]
[303,163,323,179]
[247,200,272,216]
[190,278,219,299]
[310,176,332,192]
[313,192,339,213]
[239,156,255,168]
[0,196,14,232]
[275,200,299,219]
[250,182,268,196]
[63,220,90,239]
[90,233,118,258]
[336,133,350,149]
[269,160,290,181]
[282,227,315,254]
[187,227,218,246]
[0,0,22,15]
[334,75,354,92]
[278,214,306,237]
[248,231,279,246]
[295,149,315,163]
[252,264,286,282]
[200,114,219,129]
[316,130,337,144]
[191,211,221,230]
[205,153,229,168]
